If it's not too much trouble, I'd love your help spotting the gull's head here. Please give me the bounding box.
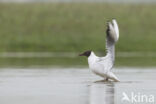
[79,50,92,57]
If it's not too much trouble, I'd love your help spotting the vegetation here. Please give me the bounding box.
[0,3,156,67]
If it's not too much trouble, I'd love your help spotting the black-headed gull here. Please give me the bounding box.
[79,19,120,82]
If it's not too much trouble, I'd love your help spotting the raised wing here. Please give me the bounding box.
[106,19,119,53]
[112,19,119,40]
[97,19,119,71]
[106,19,119,44]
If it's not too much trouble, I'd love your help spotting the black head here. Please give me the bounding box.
[79,50,92,57]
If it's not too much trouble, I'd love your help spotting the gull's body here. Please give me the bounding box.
[79,19,120,82]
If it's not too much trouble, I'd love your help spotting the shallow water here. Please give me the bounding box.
[0,68,156,104]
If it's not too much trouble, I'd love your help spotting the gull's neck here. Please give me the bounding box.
[88,51,98,65]
[90,51,97,57]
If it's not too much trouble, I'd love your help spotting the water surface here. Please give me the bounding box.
[0,68,155,104]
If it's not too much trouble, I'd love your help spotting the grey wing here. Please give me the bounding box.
[112,19,119,39]
[96,19,119,71]
[106,19,119,52]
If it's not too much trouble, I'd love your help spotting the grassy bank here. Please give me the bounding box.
[0,3,156,52]
[0,3,156,67]
[0,56,156,67]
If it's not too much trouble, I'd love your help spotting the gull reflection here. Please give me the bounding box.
[89,82,115,104]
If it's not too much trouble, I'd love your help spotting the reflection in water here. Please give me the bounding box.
[89,82,114,104]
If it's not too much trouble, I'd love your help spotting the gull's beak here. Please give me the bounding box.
[79,53,84,56]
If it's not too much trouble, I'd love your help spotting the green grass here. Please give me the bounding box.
[0,3,156,67]
[0,3,156,52]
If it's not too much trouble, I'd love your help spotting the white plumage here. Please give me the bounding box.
[79,19,120,82]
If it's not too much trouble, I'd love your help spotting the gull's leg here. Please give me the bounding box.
[106,77,109,81]
[103,77,109,82]
[94,77,109,83]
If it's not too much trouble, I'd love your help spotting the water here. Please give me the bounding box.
[0,68,156,104]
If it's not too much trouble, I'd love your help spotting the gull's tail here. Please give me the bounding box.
[107,72,120,82]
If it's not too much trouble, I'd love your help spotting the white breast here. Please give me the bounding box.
[88,52,113,78]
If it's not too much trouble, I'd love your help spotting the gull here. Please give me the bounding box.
[79,19,120,82]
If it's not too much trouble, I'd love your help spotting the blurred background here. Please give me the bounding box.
[1,1,156,104]
[0,0,156,67]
